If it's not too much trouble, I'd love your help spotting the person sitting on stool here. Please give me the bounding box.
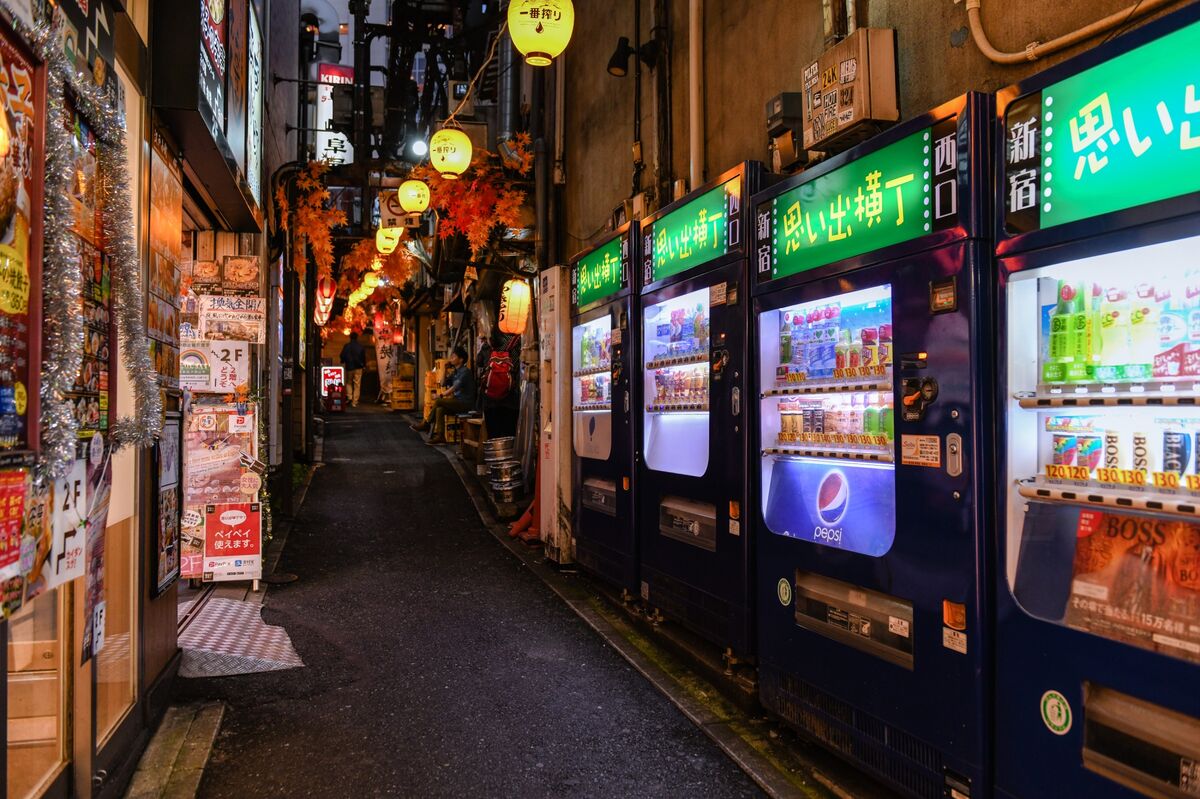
[416,346,474,444]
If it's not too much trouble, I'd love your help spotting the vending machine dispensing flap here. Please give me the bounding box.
[582,477,618,516]
[659,496,718,552]
[1082,684,1200,798]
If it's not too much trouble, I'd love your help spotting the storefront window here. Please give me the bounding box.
[6,589,66,799]
[96,517,137,743]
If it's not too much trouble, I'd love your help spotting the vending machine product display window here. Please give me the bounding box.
[642,287,710,477]
[1006,234,1200,664]
[757,283,896,557]
[572,314,614,461]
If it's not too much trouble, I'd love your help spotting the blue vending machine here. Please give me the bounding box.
[752,94,992,799]
[569,223,638,595]
[637,162,768,657]
[994,8,1200,798]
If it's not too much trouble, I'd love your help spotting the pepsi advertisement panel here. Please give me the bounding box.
[763,459,896,556]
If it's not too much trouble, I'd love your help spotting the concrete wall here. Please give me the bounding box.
[561,0,1192,256]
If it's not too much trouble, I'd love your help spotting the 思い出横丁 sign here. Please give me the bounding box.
[757,123,958,282]
[572,233,627,310]
[1004,17,1200,234]
[643,176,741,284]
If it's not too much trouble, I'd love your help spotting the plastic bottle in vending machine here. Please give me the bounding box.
[879,323,893,367]
[780,313,792,365]
[835,329,851,371]
[864,392,881,435]
[881,395,895,441]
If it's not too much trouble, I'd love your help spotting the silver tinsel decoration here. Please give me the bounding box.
[6,8,162,480]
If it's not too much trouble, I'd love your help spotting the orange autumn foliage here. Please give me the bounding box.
[293,162,346,280]
[410,134,532,258]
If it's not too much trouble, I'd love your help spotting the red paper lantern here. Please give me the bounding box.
[314,275,337,327]
[392,329,403,344]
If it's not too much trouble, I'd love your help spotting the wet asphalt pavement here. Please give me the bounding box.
[178,405,763,798]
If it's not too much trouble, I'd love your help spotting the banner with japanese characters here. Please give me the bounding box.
[1065,508,1200,664]
[1003,17,1200,235]
[180,340,251,393]
[757,119,959,282]
[202,502,262,581]
[81,442,114,662]
[149,132,183,389]
[198,294,266,343]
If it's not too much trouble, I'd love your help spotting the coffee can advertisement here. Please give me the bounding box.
[1066,507,1200,663]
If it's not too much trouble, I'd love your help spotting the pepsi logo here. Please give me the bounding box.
[816,469,849,526]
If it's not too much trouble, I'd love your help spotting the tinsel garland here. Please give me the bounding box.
[7,9,161,479]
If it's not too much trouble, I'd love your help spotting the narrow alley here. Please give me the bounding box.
[176,408,762,798]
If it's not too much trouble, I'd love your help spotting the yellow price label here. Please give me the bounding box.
[1046,464,1091,481]
[1152,471,1181,489]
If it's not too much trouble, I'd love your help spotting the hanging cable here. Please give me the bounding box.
[446,21,509,124]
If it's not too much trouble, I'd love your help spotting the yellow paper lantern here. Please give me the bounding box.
[398,179,430,213]
[508,0,574,67]
[429,127,472,179]
[498,278,531,335]
[376,227,403,254]
[370,256,384,271]
[364,272,381,289]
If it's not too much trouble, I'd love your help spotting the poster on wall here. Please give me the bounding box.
[52,0,118,105]
[80,441,113,662]
[297,279,306,369]
[0,467,27,579]
[181,505,204,579]
[48,457,86,588]
[220,254,259,294]
[198,294,266,343]
[0,27,38,452]
[154,414,181,595]
[17,482,52,607]
[180,340,251,393]
[184,402,258,506]
[71,243,111,438]
[149,132,183,389]
[202,501,261,581]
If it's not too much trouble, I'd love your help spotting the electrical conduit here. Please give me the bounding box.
[688,0,704,190]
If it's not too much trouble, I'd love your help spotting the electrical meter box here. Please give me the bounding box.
[801,28,899,153]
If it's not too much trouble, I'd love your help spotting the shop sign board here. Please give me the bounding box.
[225,0,248,173]
[572,233,627,310]
[246,5,264,203]
[315,63,353,165]
[199,0,228,138]
[321,366,344,396]
[757,122,958,281]
[643,175,741,284]
[48,459,86,588]
[203,502,262,581]
[1004,17,1200,234]
[149,132,184,389]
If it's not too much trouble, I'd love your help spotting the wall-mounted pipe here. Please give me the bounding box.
[964,0,1176,64]
[688,0,704,190]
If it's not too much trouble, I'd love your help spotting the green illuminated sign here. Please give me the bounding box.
[1005,18,1200,233]
[572,234,626,309]
[643,176,740,284]
[758,126,958,281]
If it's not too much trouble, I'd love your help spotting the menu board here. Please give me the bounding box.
[149,133,183,389]
[0,27,37,451]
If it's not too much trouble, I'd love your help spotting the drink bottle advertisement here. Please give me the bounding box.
[763,459,896,557]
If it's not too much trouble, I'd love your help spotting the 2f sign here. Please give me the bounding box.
[49,459,87,587]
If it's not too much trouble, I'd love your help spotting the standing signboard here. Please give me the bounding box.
[202,502,261,581]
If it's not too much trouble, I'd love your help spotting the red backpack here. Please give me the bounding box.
[483,348,515,401]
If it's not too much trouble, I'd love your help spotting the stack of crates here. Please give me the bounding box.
[391,361,416,410]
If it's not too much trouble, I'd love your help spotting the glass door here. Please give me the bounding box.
[7,589,68,799]
[757,283,897,557]
[1005,233,1200,662]
[642,286,711,478]
[572,313,614,461]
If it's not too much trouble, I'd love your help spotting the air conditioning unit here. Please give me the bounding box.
[801,28,899,154]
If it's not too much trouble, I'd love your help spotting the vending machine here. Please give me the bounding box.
[569,223,638,593]
[752,94,993,799]
[995,8,1200,798]
[637,162,768,657]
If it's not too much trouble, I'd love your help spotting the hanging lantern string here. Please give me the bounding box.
[445,20,509,125]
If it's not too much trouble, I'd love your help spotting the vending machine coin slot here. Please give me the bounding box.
[712,349,730,380]
[902,377,939,422]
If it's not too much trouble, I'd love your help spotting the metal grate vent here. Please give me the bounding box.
[762,668,945,799]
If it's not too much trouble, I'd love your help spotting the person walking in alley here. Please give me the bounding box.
[339,332,367,407]
[421,346,475,445]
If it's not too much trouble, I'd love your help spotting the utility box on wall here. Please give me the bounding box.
[802,28,899,154]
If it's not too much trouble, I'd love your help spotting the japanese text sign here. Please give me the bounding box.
[643,176,741,284]
[321,366,344,396]
[572,233,627,310]
[1004,18,1200,234]
[758,124,958,281]
[203,502,262,581]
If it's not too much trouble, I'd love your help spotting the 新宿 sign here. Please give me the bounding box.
[1005,18,1200,232]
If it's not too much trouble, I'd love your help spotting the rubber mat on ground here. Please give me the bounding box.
[179,597,304,677]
